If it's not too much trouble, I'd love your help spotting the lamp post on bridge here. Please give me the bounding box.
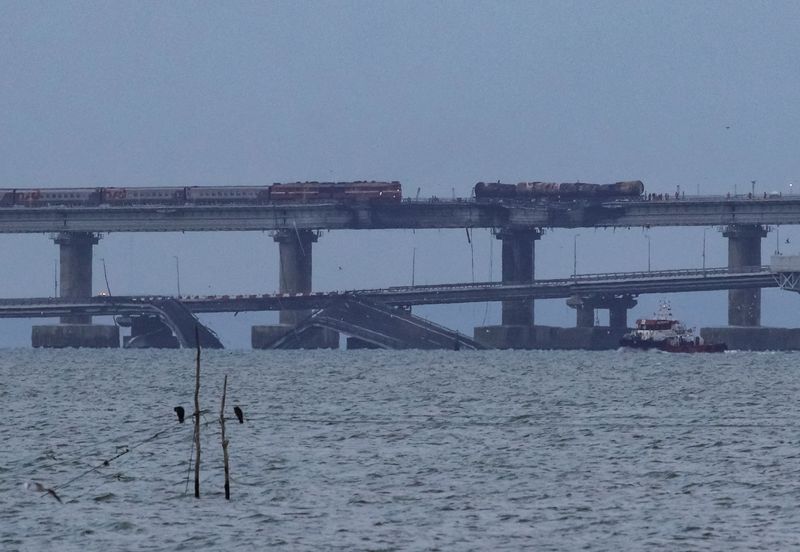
[646,234,651,272]
[702,228,706,271]
[173,256,181,297]
[573,234,580,278]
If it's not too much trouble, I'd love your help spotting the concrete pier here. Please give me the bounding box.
[567,294,637,329]
[609,300,632,329]
[123,315,179,348]
[32,232,119,348]
[701,326,800,351]
[473,228,541,348]
[723,224,766,325]
[55,232,99,324]
[474,325,628,350]
[32,324,119,348]
[252,229,338,349]
[276,229,317,325]
[567,295,596,328]
[499,229,540,325]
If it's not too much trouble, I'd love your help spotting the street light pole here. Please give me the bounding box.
[646,234,651,272]
[573,234,579,277]
[100,257,111,296]
[702,228,706,271]
[174,256,181,297]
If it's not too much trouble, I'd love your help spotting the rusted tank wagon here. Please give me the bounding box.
[473,182,517,199]
[475,180,644,200]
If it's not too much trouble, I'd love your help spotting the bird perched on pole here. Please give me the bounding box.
[233,405,244,424]
[174,406,185,424]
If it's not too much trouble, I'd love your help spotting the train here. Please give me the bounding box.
[0,181,403,208]
[474,180,645,201]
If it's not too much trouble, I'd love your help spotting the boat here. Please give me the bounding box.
[620,302,726,353]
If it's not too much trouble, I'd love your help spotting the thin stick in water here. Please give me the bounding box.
[194,325,201,499]
[220,374,231,500]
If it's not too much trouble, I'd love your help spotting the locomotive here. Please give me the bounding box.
[474,180,644,201]
[0,181,402,208]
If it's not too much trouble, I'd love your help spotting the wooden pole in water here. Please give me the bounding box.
[220,375,231,500]
[193,325,201,498]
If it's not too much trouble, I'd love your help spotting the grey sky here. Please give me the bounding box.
[1,1,799,347]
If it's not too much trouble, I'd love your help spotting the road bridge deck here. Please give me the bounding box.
[0,266,779,318]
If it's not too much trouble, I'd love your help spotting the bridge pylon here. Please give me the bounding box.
[498,228,541,325]
[723,224,766,326]
[252,229,338,349]
[31,232,119,348]
[566,294,638,328]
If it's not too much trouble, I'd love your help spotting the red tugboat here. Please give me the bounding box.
[620,302,727,353]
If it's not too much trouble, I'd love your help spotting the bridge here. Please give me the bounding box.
[0,265,784,349]
[2,188,798,348]
[1,195,800,233]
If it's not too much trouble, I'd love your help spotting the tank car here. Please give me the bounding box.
[476,180,644,201]
[474,182,517,200]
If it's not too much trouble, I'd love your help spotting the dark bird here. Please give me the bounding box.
[25,481,62,503]
[233,405,244,424]
[174,406,185,424]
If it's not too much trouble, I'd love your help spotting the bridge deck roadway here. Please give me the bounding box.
[2,196,800,233]
[0,266,778,318]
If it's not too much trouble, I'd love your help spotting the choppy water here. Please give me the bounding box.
[2,349,800,551]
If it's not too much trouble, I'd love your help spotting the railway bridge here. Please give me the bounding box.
[3,188,800,348]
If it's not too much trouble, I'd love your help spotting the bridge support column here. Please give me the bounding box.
[31,232,119,348]
[276,229,316,325]
[567,295,595,328]
[609,299,633,329]
[55,232,98,324]
[499,228,540,325]
[567,294,636,329]
[473,228,541,348]
[251,229,338,349]
[723,224,766,326]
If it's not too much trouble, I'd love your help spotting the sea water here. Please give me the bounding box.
[2,348,800,551]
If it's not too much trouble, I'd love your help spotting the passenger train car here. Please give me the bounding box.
[0,181,402,207]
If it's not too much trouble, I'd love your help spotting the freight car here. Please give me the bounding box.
[474,180,644,201]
